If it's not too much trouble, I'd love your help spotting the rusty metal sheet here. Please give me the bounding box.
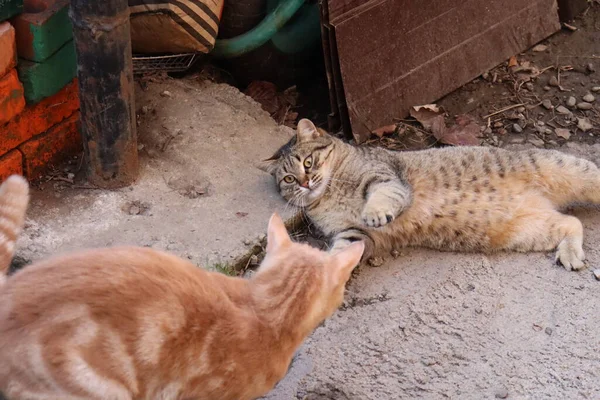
[321,0,561,143]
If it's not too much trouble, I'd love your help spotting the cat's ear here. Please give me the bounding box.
[329,242,365,286]
[256,157,278,175]
[266,213,291,253]
[297,119,322,143]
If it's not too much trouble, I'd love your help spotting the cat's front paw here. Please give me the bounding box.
[361,205,395,228]
[555,238,586,271]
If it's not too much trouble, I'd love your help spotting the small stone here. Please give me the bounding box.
[577,102,593,110]
[583,93,595,102]
[536,121,545,127]
[258,233,266,242]
[548,76,559,87]
[587,63,596,73]
[497,128,507,136]
[592,86,600,92]
[545,327,553,335]
[141,105,150,114]
[593,269,600,280]
[525,82,534,91]
[129,205,140,215]
[577,117,593,132]
[495,388,509,399]
[493,121,503,128]
[243,239,252,246]
[556,105,571,115]
[368,257,385,267]
[566,96,577,107]
[528,137,545,147]
[483,127,493,135]
[160,90,172,98]
[512,124,523,133]
[532,44,548,52]
[391,249,401,259]
[510,136,526,144]
[555,128,571,140]
[67,173,75,180]
[542,99,553,109]
[543,86,551,91]
[249,255,259,265]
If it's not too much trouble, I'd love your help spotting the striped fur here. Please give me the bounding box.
[0,213,363,399]
[259,119,600,271]
[0,175,29,284]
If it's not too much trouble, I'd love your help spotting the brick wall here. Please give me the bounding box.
[0,0,80,181]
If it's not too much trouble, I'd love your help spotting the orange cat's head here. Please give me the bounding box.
[251,213,364,335]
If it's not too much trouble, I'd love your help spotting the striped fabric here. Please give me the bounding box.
[128,0,224,53]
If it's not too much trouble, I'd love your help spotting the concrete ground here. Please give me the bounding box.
[16,77,295,270]
[13,78,600,399]
[264,143,600,400]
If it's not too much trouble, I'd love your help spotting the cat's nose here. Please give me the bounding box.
[300,180,310,188]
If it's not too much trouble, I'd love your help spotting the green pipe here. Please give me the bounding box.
[212,0,306,58]
[267,0,321,55]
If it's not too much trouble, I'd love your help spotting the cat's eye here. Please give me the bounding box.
[283,175,295,183]
[303,156,313,169]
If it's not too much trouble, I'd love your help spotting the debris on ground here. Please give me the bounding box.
[409,104,481,146]
[244,81,299,128]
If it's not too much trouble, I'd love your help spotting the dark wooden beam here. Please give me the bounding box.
[70,0,139,188]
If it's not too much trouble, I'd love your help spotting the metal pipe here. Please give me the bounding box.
[70,0,139,188]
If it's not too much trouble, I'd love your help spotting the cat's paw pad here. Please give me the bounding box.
[361,206,395,228]
[555,239,586,271]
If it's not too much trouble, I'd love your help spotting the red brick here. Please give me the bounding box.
[19,112,81,178]
[0,78,78,156]
[0,69,25,125]
[0,150,23,181]
[0,22,17,78]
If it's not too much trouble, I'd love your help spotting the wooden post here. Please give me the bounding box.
[69,0,139,188]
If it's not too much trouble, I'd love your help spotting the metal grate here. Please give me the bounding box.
[132,53,198,74]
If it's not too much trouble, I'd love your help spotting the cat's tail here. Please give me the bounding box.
[0,175,29,284]
[531,150,600,207]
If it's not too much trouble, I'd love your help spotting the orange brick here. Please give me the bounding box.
[0,22,17,78]
[0,150,23,181]
[0,69,25,126]
[20,112,81,178]
[0,78,78,156]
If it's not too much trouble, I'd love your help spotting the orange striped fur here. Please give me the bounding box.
[0,176,364,400]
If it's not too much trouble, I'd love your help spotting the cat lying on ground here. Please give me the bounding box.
[259,119,600,271]
[0,175,364,400]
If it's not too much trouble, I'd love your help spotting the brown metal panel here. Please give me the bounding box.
[331,0,560,142]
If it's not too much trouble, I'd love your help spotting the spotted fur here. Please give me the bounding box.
[259,119,600,271]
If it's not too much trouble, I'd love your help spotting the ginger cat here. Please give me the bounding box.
[259,119,600,271]
[0,175,364,400]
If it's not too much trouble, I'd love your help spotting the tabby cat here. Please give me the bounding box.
[259,119,600,271]
[0,175,364,400]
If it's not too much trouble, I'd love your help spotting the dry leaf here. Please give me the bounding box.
[410,104,445,132]
[577,118,593,132]
[372,124,397,138]
[508,56,518,68]
[554,128,571,140]
[411,105,480,146]
[441,115,481,146]
[245,81,278,114]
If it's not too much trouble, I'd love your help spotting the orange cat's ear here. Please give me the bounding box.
[297,119,322,143]
[266,213,291,253]
[329,242,365,285]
